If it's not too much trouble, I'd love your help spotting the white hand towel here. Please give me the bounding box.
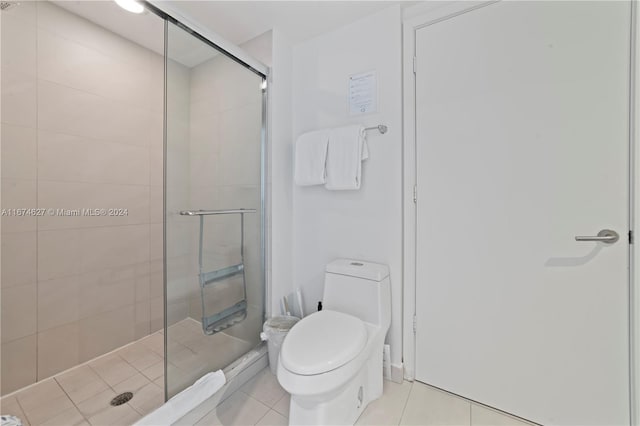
[294,130,329,186]
[134,370,226,426]
[325,125,369,190]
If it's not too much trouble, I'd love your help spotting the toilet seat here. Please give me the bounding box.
[280,310,368,375]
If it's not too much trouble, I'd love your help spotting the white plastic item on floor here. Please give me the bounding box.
[1,416,22,426]
[260,316,300,374]
[133,370,226,426]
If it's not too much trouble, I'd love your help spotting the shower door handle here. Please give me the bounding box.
[575,229,619,244]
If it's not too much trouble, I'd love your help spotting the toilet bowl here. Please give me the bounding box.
[277,259,391,425]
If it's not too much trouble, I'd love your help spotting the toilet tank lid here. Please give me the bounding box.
[326,259,389,281]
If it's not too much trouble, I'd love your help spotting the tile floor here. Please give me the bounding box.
[1,318,535,426]
[188,367,537,426]
[166,319,253,397]
[0,318,253,426]
[0,333,164,426]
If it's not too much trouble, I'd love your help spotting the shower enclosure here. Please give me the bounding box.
[0,0,267,418]
[163,15,267,398]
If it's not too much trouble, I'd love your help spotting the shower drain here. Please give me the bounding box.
[110,392,134,406]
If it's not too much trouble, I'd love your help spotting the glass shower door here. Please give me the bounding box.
[164,20,266,398]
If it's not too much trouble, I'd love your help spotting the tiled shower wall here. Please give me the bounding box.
[164,33,268,343]
[0,1,164,395]
[186,50,263,339]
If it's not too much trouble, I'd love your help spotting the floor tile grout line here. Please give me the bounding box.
[397,381,414,425]
[52,375,91,425]
[253,406,271,425]
[13,394,35,426]
[87,352,149,394]
[271,392,289,417]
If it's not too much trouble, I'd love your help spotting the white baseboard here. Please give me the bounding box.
[391,363,404,384]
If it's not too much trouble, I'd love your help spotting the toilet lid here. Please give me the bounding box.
[280,310,368,375]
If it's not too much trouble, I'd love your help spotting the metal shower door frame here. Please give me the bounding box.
[147,0,270,401]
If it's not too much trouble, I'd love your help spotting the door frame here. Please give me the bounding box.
[401,1,639,423]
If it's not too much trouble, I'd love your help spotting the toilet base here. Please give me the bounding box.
[288,349,383,425]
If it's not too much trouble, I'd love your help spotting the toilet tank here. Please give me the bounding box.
[323,259,391,328]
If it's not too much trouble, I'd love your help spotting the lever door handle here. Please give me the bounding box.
[575,229,619,244]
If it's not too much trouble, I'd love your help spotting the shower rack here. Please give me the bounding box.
[179,208,256,335]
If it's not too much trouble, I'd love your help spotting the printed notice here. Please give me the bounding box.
[348,71,377,115]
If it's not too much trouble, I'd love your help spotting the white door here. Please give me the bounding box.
[414,2,631,425]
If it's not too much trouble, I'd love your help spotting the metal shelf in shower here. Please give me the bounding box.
[179,208,256,335]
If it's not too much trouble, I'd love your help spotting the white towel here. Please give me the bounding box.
[133,370,226,426]
[294,130,329,186]
[325,125,369,190]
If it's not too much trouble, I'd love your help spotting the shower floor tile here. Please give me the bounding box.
[0,318,257,425]
[0,335,163,426]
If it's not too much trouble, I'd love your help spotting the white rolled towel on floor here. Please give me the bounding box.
[133,370,226,426]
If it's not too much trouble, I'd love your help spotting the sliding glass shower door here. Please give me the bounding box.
[164,20,266,398]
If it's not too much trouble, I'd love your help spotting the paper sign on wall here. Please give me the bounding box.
[348,70,377,115]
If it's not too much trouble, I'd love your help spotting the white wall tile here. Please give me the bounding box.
[1,69,37,127]
[78,224,150,273]
[1,283,37,343]
[135,301,151,339]
[1,231,37,287]
[1,179,37,233]
[38,130,150,185]
[37,27,157,110]
[1,124,37,180]
[0,13,36,76]
[0,0,36,31]
[77,267,137,319]
[79,305,135,362]
[37,181,150,230]
[37,322,81,380]
[38,80,154,147]
[37,228,82,281]
[219,103,262,187]
[1,335,37,395]
[36,1,161,69]
[37,276,80,332]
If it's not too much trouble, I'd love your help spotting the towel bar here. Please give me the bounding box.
[364,124,388,134]
[180,209,256,216]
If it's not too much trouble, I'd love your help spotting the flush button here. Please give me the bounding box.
[350,262,364,266]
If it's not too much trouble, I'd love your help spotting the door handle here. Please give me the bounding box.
[575,229,619,244]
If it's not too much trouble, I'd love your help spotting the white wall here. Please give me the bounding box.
[269,28,295,317]
[290,6,404,372]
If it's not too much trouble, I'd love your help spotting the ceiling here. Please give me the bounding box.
[161,1,414,45]
[53,1,415,68]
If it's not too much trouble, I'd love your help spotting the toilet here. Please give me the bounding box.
[277,259,391,425]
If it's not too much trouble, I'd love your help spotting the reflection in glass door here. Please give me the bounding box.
[164,20,266,398]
